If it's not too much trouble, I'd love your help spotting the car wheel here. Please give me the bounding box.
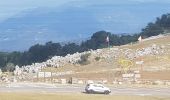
[104,90,110,95]
[89,90,94,94]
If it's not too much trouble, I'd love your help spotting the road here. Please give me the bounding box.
[0,82,170,96]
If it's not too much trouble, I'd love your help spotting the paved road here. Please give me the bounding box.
[0,83,170,96]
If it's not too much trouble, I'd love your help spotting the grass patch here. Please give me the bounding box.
[95,57,101,61]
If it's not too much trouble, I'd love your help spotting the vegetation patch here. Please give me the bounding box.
[78,53,91,65]
[95,57,101,61]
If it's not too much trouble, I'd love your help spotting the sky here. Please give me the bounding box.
[0,0,76,21]
[0,0,170,22]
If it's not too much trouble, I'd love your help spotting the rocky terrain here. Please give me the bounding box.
[1,34,170,85]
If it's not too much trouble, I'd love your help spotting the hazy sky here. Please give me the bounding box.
[0,0,170,21]
[0,0,77,21]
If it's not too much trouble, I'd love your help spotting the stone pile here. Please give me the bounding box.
[23,48,121,71]
[135,44,164,57]
[18,44,164,73]
[46,52,83,67]
[124,44,165,60]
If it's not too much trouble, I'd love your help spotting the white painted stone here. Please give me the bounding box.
[78,80,84,84]
[118,82,123,85]
[134,70,140,74]
[134,74,141,78]
[61,79,67,84]
[165,82,170,86]
[87,80,94,84]
[103,80,108,84]
[122,74,134,78]
[136,61,144,65]
[38,72,45,78]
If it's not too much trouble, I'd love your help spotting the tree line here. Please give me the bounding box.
[141,13,170,38]
[0,13,170,71]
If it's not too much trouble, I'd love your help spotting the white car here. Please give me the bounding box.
[85,83,111,94]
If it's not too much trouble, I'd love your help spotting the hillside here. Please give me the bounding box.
[45,34,170,81]
[3,34,168,85]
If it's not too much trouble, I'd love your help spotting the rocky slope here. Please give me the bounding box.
[1,34,170,83]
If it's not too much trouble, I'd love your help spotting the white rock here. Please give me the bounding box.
[165,82,170,86]
[134,74,141,78]
[0,69,2,76]
[154,80,165,85]
[87,80,94,84]
[118,82,123,85]
[122,74,134,78]
[60,79,67,84]
[136,61,144,65]
[78,80,84,84]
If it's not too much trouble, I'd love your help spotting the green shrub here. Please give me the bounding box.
[95,57,101,61]
[78,53,91,65]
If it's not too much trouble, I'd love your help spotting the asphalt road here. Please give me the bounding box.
[0,83,170,96]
